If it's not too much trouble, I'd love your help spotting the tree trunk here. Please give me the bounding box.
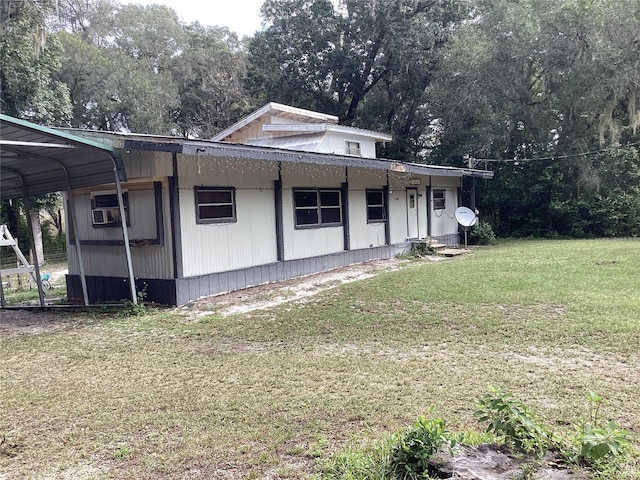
[30,209,45,266]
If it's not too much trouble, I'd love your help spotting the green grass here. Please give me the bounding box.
[0,239,638,479]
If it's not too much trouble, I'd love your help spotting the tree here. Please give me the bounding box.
[430,0,640,163]
[57,31,179,133]
[170,24,249,138]
[248,0,468,159]
[1,0,72,264]
[1,0,72,124]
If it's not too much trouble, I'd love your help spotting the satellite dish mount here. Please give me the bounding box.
[454,206,478,249]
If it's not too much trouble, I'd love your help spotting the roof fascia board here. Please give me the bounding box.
[262,123,393,142]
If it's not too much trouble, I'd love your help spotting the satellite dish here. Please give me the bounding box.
[455,206,478,227]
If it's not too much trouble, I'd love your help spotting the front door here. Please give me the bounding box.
[406,188,419,239]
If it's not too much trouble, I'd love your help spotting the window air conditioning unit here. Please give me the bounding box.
[92,208,120,225]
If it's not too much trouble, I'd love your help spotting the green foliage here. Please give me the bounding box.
[114,446,134,459]
[0,0,72,124]
[390,414,460,479]
[170,23,248,138]
[470,221,496,245]
[568,392,632,465]
[409,241,437,256]
[474,386,549,455]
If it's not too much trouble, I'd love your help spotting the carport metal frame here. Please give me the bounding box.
[0,114,137,307]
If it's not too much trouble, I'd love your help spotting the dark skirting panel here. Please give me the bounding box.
[66,244,408,306]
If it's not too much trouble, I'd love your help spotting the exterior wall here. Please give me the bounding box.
[319,131,378,158]
[67,179,174,279]
[387,173,412,244]
[347,168,388,249]
[66,244,409,306]
[225,114,311,143]
[430,176,461,242]
[64,141,472,305]
[281,163,345,260]
[177,155,279,277]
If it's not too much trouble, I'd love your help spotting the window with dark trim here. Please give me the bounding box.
[294,189,342,228]
[433,189,446,210]
[195,187,236,223]
[366,189,386,223]
[91,191,128,227]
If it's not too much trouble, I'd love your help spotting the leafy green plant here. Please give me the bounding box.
[410,241,438,256]
[474,386,549,455]
[573,392,631,464]
[470,221,496,245]
[390,413,461,479]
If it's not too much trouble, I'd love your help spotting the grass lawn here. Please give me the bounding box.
[1,239,638,479]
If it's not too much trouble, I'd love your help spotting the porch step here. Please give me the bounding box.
[439,248,470,257]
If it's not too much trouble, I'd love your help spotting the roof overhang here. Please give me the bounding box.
[212,102,340,141]
[261,123,393,142]
[0,115,127,201]
[124,138,494,179]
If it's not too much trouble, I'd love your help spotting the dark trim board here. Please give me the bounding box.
[66,244,408,306]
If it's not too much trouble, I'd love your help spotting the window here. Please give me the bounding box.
[91,191,128,227]
[294,189,342,228]
[195,187,236,223]
[345,140,361,156]
[366,189,386,223]
[433,189,446,210]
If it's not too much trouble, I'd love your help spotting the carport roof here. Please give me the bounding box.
[0,114,126,201]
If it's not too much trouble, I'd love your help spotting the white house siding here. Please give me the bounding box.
[67,179,174,279]
[384,173,410,244]
[322,131,378,158]
[347,168,388,249]
[68,242,172,279]
[178,155,279,277]
[281,163,346,260]
[430,177,461,239]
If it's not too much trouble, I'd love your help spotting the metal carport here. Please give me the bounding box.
[0,114,137,307]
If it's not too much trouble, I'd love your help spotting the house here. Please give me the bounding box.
[62,103,492,305]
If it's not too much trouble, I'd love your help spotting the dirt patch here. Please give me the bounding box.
[177,258,407,318]
[0,309,73,339]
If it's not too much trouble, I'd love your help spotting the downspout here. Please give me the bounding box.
[384,171,391,245]
[275,162,284,261]
[384,172,391,245]
[169,152,183,279]
[426,180,432,238]
[342,167,350,251]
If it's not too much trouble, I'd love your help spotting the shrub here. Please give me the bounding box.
[572,392,631,465]
[474,386,549,455]
[470,221,496,245]
[390,414,460,479]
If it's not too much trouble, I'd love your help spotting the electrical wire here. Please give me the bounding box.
[470,140,640,165]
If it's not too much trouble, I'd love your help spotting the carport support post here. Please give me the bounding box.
[66,189,89,306]
[114,168,137,305]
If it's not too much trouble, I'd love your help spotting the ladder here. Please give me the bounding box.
[0,224,38,283]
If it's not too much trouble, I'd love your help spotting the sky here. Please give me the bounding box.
[124,0,265,38]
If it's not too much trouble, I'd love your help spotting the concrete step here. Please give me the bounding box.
[439,248,469,257]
